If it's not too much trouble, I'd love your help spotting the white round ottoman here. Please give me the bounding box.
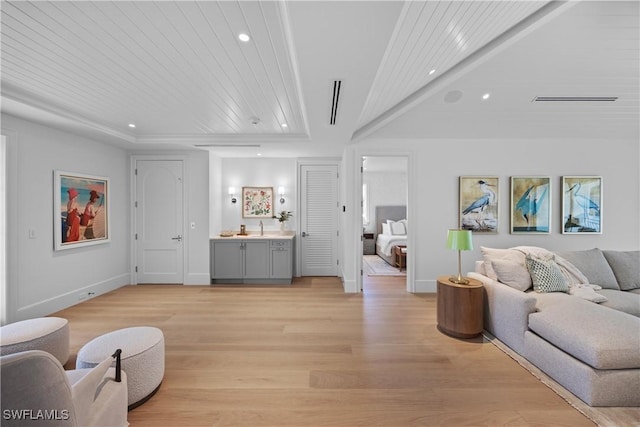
[76,326,164,410]
[0,317,69,365]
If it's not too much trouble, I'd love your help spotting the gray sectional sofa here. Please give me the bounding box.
[469,247,640,407]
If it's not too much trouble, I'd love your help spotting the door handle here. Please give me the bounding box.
[171,235,183,242]
[301,232,308,237]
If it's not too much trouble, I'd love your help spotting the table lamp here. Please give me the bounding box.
[447,229,473,285]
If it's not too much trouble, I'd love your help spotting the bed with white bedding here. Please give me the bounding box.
[374,205,407,266]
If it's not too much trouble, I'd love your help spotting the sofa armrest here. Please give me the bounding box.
[469,272,537,356]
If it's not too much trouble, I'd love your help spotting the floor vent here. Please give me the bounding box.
[330,80,342,125]
[533,96,618,102]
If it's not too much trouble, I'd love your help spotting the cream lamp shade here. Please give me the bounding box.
[446,229,473,284]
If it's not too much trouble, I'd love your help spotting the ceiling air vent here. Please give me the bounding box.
[194,144,261,148]
[533,96,618,102]
[330,80,342,125]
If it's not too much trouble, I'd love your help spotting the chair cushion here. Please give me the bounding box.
[1,350,76,426]
[67,356,114,427]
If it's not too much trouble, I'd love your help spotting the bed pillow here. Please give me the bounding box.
[399,219,408,233]
[526,255,569,293]
[387,220,406,235]
[381,223,391,236]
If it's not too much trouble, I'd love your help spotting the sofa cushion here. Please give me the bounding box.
[554,248,620,290]
[491,259,532,292]
[526,255,569,293]
[528,297,640,370]
[602,250,640,291]
[597,289,640,317]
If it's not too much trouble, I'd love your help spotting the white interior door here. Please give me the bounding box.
[135,160,184,284]
[300,164,339,276]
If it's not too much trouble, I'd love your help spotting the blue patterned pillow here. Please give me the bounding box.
[525,255,569,293]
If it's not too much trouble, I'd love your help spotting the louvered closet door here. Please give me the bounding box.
[300,164,339,276]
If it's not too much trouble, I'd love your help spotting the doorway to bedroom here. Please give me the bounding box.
[361,156,408,292]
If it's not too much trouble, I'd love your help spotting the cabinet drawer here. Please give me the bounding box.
[270,240,291,248]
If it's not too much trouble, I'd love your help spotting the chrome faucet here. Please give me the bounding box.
[259,220,263,236]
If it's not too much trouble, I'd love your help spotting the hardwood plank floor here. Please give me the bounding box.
[52,276,594,426]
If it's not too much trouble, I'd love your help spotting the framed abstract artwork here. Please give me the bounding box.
[459,176,499,233]
[54,170,110,251]
[510,176,551,234]
[562,176,602,234]
[242,187,274,218]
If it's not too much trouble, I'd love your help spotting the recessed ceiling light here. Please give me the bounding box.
[429,69,436,75]
[257,153,262,156]
[482,93,491,100]
[128,123,136,128]
[281,123,288,128]
[238,33,250,42]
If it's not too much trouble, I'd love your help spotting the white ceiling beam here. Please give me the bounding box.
[351,1,578,142]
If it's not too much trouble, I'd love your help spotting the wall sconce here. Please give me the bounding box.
[228,187,237,204]
[278,186,285,204]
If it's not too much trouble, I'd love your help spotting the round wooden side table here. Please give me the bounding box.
[436,275,484,338]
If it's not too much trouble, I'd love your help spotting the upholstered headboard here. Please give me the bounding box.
[375,205,406,235]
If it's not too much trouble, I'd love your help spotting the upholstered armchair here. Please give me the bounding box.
[1,350,128,427]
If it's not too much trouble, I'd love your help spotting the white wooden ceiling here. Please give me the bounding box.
[1,1,638,157]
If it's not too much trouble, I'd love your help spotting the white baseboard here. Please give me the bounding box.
[185,273,210,285]
[14,273,130,322]
[413,279,436,293]
[342,278,359,293]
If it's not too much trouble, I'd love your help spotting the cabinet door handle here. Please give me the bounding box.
[171,235,183,242]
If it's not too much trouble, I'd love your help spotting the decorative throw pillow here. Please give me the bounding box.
[525,255,569,293]
[480,247,526,280]
[491,259,532,292]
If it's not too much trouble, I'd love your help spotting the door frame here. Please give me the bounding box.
[355,151,414,293]
[130,154,188,285]
[296,159,341,278]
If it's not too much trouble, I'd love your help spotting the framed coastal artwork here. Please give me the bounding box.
[242,187,274,218]
[54,170,110,251]
[562,176,602,234]
[459,176,499,233]
[510,176,551,234]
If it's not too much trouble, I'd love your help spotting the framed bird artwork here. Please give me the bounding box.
[510,176,551,234]
[562,176,603,234]
[459,176,499,233]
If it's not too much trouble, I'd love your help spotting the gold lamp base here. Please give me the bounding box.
[449,275,470,285]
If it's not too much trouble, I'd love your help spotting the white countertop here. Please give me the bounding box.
[211,231,295,240]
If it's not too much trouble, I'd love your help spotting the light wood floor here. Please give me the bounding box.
[53,276,595,427]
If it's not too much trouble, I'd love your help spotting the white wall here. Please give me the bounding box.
[2,115,131,321]
[184,151,211,284]
[216,158,297,235]
[343,138,640,293]
[363,171,407,232]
